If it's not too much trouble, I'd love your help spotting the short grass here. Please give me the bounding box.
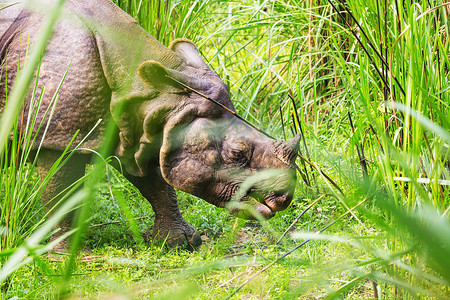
[8,167,377,299]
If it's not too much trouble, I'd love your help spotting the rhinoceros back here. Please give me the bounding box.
[0,0,114,152]
[0,2,24,90]
[1,0,186,153]
[0,2,23,41]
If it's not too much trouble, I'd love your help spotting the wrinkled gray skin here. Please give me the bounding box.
[0,0,299,249]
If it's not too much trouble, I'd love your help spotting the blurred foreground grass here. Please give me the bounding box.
[1,0,449,298]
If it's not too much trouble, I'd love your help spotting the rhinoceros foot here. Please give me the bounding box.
[152,217,202,249]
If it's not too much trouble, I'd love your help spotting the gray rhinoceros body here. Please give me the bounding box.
[0,0,299,248]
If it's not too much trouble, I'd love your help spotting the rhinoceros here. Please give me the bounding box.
[0,0,299,248]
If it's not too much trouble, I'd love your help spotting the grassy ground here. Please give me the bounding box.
[9,169,377,299]
[1,0,450,299]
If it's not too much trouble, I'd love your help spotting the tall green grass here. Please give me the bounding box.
[0,0,69,249]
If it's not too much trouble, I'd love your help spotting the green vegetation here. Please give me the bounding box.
[1,0,449,298]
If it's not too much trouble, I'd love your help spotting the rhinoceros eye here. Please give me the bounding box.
[231,147,246,160]
[223,140,250,166]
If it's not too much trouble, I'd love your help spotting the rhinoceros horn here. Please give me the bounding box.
[287,133,301,156]
[276,133,301,167]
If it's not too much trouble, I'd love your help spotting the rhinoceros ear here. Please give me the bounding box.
[138,60,171,90]
[169,38,209,69]
[138,59,212,93]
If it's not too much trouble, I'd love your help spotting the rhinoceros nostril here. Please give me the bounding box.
[264,193,291,212]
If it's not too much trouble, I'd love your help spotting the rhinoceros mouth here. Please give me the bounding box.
[264,192,292,212]
[227,190,292,220]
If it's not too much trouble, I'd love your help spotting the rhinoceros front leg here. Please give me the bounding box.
[36,150,89,253]
[124,168,202,248]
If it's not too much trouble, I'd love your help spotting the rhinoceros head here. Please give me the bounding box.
[160,116,300,219]
[117,40,299,219]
